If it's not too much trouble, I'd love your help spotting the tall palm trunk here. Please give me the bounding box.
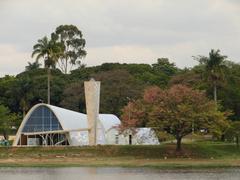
[213,82,217,103]
[23,106,26,118]
[47,68,51,104]
[20,99,27,117]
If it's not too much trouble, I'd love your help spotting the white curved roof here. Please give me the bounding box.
[99,114,121,131]
[30,103,121,131]
[13,103,121,146]
[47,104,88,130]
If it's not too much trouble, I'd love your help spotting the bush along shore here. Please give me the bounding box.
[0,142,240,169]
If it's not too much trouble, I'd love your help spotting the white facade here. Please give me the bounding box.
[13,103,159,146]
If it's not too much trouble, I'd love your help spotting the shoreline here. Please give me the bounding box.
[0,157,240,169]
[0,143,240,169]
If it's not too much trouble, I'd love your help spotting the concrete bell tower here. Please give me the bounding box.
[84,78,101,146]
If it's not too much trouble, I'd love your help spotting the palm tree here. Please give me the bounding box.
[198,49,227,102]
[31,36,63,104]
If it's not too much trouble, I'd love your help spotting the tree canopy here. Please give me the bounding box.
[52,24,87,73]
[225,121,240,147]
[195,49,228,102]
[121,85,229,151]
[0,105,20,140]
[1,43,240,147]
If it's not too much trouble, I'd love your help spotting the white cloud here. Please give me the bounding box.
[85,45,158,66]
[0,0,239,76]
[0,44,29,77]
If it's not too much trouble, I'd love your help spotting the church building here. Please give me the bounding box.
[13,79,159,146]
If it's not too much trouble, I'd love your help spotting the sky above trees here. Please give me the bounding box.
[0,0,239,76]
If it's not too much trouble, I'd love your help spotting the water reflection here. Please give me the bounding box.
[0,167,240,180]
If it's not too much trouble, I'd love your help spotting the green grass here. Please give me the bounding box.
[0,142,240,159]
[187,141,240,159]
[0,142,240,168]
[0,145,166,159]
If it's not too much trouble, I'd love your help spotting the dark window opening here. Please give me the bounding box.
[129,134,132,145]
[22,106,63,133]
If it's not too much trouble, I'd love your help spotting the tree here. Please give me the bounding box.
[25,61,41,71]
[225,121,240,147]
[169,66,207,90]
[15,68,67,109]
[70,61,176,87]
[61,69,143,116]
[52,24,87,74]
[196,49,228,102]
[32,36,63,104]
[152,58,179,76]
[93,70,143,116]
[121,85,229,151]
[0,76,16,108]
[60,82,86,112]
[14,77,33,117]
[120,100,147,135]
[0,105,20,140]
[214,62,240,120]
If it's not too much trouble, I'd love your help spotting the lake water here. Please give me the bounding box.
[0,167,240,180]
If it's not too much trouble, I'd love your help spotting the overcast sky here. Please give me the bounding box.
[0,0,239,76]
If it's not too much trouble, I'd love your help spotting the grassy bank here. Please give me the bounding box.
[0,142,240,168]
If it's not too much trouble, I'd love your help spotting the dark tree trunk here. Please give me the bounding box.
[221,134,225,142]
[236,136,239,147]
[176,137,182,151]
[3,131,8,140]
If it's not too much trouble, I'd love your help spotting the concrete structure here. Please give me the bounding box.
[84,79,100,145]
[13,79,159,146]
[13,103,159,146]
[13,103,121,146]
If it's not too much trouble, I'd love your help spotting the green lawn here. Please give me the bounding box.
[0,141,240,168]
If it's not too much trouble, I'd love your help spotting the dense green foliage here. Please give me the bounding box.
[1,46,240,140]
[194,49,228,102]
[0,59,178,115]
[0,105,20,140]
[52,24,87,74]
[225,121,240,146]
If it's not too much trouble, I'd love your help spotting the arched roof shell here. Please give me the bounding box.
[13,103,121,146]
